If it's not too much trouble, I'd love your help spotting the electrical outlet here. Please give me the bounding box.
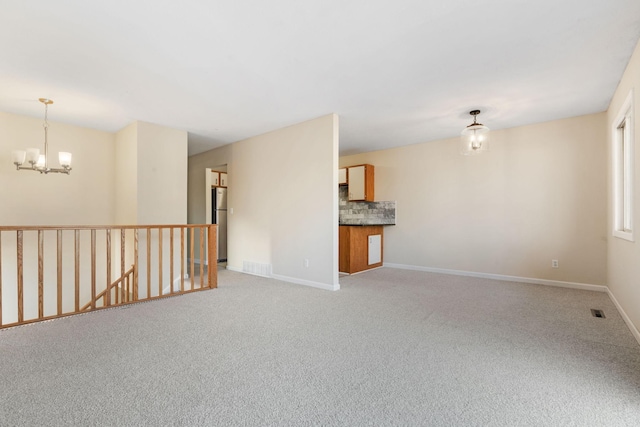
[304,259,310,268]
[552,259,559,268]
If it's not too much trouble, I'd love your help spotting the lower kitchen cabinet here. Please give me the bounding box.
[339,225,383,274]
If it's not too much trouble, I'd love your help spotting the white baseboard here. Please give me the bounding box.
[339,266,383,276]
[226,265,242,273]
[606,288,640,347]
[383,262,608,292]
[271,274,340,291]
[162,275,189,295]
[225,265,339,291]
[226,262,338,291]
[226,264,271,278]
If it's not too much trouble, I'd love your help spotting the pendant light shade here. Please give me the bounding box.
[460,110,490,155]
[58,151,72,168]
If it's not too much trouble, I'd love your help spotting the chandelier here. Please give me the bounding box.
[12,98,72,174]
[460,110,490,155]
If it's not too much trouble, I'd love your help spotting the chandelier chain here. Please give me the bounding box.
[43,101,49,169]
[43,102,49,130]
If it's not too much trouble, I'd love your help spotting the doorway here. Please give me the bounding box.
[206,165,228,265]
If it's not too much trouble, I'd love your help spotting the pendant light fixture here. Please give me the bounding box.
[460,110,490,155]
[12,98,72,174]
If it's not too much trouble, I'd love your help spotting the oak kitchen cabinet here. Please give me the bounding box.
[338,168,347,185]
[339,225,383,274]
[346,164,374,201]
[211,171,228,187]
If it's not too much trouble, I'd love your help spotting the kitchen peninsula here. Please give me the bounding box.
[338,167,396,274]
[339,225,384,274]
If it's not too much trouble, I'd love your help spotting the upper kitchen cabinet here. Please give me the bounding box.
[211,170,228,188]
[347,164,374,202]
[211,171,220,187]
[338,168,347,185]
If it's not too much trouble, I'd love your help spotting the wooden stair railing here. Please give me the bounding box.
[80,265,135,311]
[0,224,217,329]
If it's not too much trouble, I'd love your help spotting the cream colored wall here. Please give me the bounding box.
[341,113,607,286]
[113,121,188,296]
[0,111,115,225]
[115,122,138,225]
[188,114,339,290]
[189,145,233,226]
[114,121,188,225]
[607,39,640,336]
[136,121,188,224]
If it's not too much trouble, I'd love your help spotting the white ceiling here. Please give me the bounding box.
[1,1,640,156]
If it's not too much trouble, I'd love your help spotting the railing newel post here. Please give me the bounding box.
[199,227,205,289]
[180,227,185,293]
[208,225,217,289]
[190,228,195,291]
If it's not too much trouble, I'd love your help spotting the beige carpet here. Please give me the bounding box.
[0,267,639,426]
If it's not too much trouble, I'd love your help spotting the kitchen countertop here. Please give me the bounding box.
[339,223,395,226]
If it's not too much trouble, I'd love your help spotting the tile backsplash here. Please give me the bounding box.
[339,186,396,225]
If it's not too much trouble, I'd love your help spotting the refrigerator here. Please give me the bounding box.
[212,187,227,262]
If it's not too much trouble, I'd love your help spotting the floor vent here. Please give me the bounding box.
[591,309,605,318]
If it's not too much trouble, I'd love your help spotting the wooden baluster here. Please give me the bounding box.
[180,227,185,292]
[0,224,218,329]
[208,225,217,289]
[106,229,111,307]
[0,231,3,326]
[38,230,44,318]
[57,230,62,315]
[119,229,125,304]
[91,229,96,310]
[146,228,151,299]
[199,227,205,289]
[134,229,139,301]
[190,228,195,291]
[158,228,163,297]
[170,227,174,294]
[17,230,23,323]
[75,230,80,313]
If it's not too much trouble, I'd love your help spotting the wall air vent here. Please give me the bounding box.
[242,261,272,278]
